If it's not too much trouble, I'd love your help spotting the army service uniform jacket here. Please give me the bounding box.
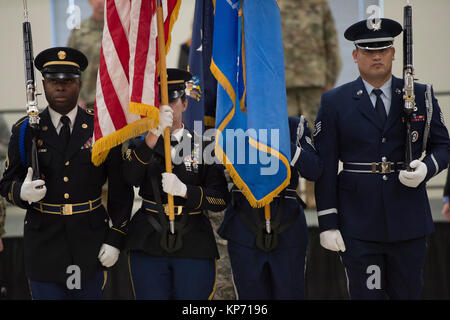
[0,107,134,284]
[123,128,230,259]
[314,76,450,242]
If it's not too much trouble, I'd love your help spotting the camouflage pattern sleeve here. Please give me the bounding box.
[322,0,342,88]
[0,197,5,237]
[280,0,342,89]
[67,17,104,106]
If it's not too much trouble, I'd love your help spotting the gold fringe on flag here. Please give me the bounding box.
[129,102,160,118]
[91,117,158,166]
[213,130,291,209]
[91,0,181,167]
[211,59,291,208]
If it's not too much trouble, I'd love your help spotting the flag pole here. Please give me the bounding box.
[264,204,271,234]
[156,0,175,234]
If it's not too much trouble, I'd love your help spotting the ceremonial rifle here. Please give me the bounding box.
[403,0,415,171]
[22,0,41,179]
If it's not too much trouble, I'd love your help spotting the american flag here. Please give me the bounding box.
[92,0,181,165]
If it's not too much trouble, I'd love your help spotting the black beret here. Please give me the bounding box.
[344,18,403,50]
[34,47,88,79]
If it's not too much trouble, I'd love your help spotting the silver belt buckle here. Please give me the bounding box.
[380,157,391,174]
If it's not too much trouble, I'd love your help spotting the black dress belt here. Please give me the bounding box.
[343,161,405,174]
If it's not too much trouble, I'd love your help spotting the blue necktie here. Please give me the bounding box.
[372,89,387,126]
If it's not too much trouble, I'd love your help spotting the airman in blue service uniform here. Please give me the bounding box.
[314,19,450,299]
[0,47,134,299]
[218,116,322,299]
[123,68,230,300]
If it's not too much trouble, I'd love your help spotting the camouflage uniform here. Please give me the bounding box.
[0,196,5,238]
[208,210,236,300]
[0,115,9,237]
[280,0,342,207]
[280,0,342,124]
[67,17,104,108]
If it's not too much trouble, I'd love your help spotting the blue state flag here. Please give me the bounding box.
[211,0,291,208]
[183,0,217,134]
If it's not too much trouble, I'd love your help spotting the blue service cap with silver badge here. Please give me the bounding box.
[34,47,88,79]
[344,18,403,50]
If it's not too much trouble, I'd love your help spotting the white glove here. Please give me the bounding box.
[20,167,47,204]
[98,243,120,268]
[320,229,346,252]
[398,160,427,188]
[161,172,187,197]
[151,105,173,137]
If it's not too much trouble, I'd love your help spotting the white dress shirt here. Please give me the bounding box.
[362,77,392,117]
[48,107,78,134]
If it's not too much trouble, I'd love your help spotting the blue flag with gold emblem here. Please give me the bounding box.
[183,0,217,134]
[211,0,291,208]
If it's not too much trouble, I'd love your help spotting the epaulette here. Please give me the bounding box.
[85,108,95,116]
[14,116,28,128]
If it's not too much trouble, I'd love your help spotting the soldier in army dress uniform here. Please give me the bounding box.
[314,19,450,299]
[123,68,230,300]
[0,47,134,299]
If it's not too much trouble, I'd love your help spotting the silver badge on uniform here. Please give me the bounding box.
[368,18,382,31]
[411,131,419,142]
[183,156,192,171]
[305,136,315,150]
[192,143,200,173]
[183,143,200,173]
